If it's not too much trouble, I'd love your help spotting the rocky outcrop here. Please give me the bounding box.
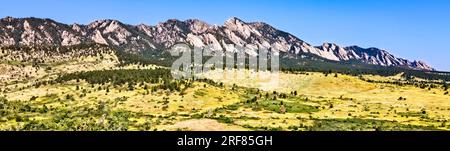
[0,16,434,71]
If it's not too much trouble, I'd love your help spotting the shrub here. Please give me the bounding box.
[216,115,233,124]
[30,96,38,101]
[65,94,74,101]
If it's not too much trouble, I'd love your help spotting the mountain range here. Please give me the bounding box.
[0,16,433,71]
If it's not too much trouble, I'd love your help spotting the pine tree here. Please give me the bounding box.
[128,82,134,91]
[443,82,449,91]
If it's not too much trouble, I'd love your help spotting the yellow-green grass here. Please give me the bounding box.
[200,70,450,130]
[0,79,249,130]
[2,66,450,131]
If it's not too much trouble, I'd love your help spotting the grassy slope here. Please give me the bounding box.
[1,51,450,131]
[201,70,450,130]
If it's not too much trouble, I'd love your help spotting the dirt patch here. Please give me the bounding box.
[164,119,247,131]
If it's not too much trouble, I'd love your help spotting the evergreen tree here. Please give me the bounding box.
[443,82,449,91]
[128,82,134,91]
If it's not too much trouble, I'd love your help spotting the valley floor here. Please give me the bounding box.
[1,51,449,131]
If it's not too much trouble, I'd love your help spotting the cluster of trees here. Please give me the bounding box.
[402,71,450,81]
[55,67,238,93]
[195,78,223,88]
[280,56,450,81]
[115,49,177,67]
[1,44,114,67]
[290,91,298,96]
[0,43,110,53]
[398,97,407,101]
[55,68,190,92]
[0,43,112,53]
[16,108,134,131]
[304,118,439,131]
[56,68,171,85]
[360,76,449,92]
[0,95,157,131]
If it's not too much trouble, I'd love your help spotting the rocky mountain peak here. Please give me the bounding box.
[223,17,250,31]
[0,16,435,71]
[88,19,122,29]
[185,19,210,34]
[1,16,15,22]
[225,17,245,25]
[71,23,83,32]
[320,43,345,53]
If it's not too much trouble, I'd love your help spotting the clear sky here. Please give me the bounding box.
[1,0,449,71]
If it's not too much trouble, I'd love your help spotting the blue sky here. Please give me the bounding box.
[1,0,449,71]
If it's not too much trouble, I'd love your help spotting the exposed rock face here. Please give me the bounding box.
[0,16,434,71]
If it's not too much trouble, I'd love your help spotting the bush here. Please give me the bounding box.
[40,105,49,113]
[30,96,38,101]
[114,96,128,102]
[443,82,449,91]
[65,94,74,101]
[216,115,233,124]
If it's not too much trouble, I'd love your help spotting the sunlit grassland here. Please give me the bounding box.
[1,55,450,131]
[200,69,450,130]
[1,78,248,131]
